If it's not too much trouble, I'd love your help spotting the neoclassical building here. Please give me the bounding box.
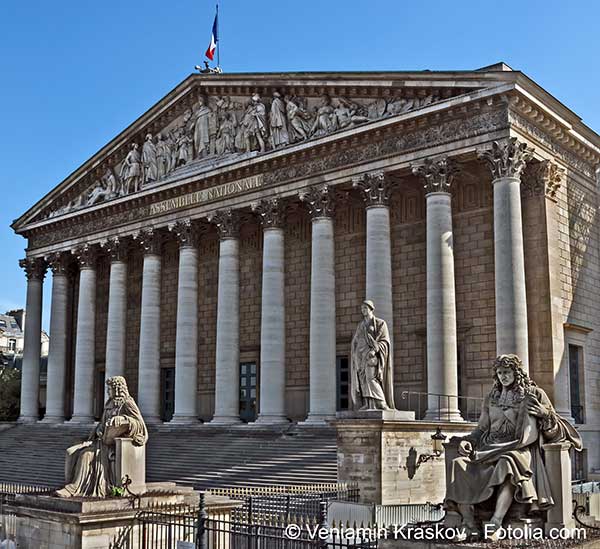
[11,64,600,472]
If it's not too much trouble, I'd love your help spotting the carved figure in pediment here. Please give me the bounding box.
[334,98,370,130]
[367,98,388,120]
[193,96,214,159]
[167,130,178,173]
[241,94,268,153]
[269,91,290,148]
[87,179,110,206]
[119,143,142,195]
[284,95,311,142]
[104,167,120,196]
[142,133,158,183]
[176,126,193,167]
[311,95,336,137]
[156,134,170,179]
[216,112,237,155]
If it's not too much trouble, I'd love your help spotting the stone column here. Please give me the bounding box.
[353,172,394,344]
[479,138,534,371]
[71,245,98,423]
[210,210,242,424]
[413,158,462,421]
[135,228,163,423]
[300,185,337,423]
[253,199,288,424]
[170,220,200,424]
[102,237,128,380]
[18,257,46,423]
[42,252,71,423]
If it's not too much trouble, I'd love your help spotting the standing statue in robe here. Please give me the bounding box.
[119,143,142,194]
[445,354,582,539]
[269,91,289,148]
[350,300,395,410]
[56,376,148,498]
[193,96,213,159]
[142,133,158,184]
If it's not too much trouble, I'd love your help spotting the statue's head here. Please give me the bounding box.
[106,376,129,400]
[490,354,534,400]
[361,300,375,319]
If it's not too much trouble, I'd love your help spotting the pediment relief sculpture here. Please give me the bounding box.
[43,89,444,220]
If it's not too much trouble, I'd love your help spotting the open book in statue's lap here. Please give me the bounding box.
[445,354,582,537]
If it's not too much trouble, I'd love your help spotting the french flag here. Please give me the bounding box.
[205,12,218,61]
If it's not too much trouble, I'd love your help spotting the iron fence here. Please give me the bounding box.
[398,390,483,422]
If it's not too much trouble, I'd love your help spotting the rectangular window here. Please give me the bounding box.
[239,362,257,422]
[161,368,175,422]
[8,339,16,351]
[568,344,584,424]
[336,356,349,411]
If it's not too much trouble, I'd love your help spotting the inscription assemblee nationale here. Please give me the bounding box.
[148,175,263,216]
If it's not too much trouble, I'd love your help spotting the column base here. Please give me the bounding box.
[299,414,335,426]
[39,415,65,424]
[68,415,96,424]
[169,415,200,425]
[210,415,242,425]
[423,409,465,422]
[254,414,289,425]
[17,415,39,424]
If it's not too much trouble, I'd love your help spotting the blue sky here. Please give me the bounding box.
[1,0,599,330]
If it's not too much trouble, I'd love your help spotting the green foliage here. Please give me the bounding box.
[0,364,21,421]
[110,486,126,497]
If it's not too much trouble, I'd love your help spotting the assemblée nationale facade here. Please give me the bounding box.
[11,64,600,473]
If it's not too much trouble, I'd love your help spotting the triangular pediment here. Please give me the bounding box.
[14,67,520,230]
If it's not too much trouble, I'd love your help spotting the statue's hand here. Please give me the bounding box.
[527,396,549,419]
[458,440,473,457]
[109,416,129,428]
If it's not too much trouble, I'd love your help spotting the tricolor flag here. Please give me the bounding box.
[205,11,218,61]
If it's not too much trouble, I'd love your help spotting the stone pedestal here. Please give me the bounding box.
[114,438,146,492]
[543,441,576,535]
[334,418,474,505]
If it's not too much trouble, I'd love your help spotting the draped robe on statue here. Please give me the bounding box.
[445,386,582,509]
[59,396,147,497]
[350,316,395,410]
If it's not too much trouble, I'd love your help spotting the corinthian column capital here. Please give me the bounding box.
[19,257,47,281]
[521,160,565,201]
[134,227,162,255]
[252,198,285,229]
[299,184,336,219]
[208,209,240,240]
[45,251,72,276]
[73,244,98,270]
[353,171,391,206]
[101,236,129,262]
[412,156,459,194]
[478,137,534,180]
[169,219,201,247]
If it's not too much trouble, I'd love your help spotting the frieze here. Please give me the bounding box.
[509,110,595,179]
[27,108,507,250]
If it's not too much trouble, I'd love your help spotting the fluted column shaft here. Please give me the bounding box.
[425,192,461,420]
[43,256,69,422]
[71,248,97,423]
[18,258,45,423]
[105,259,128,380]
[493,176,529,368]
[137,230,162,423]
[172,245,199,422]
[257,228,286,423]
[212,237,241,423]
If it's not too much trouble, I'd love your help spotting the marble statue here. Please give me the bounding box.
[350,300,395,410]
[193,96,213,159]
[269,91,290,148]
[216,112,237,155]
[444,354,582,538]
[284,95,311,142]
[311,95,336,137]
[142,133,158,183]
[334,98,370,130]
[119,143,142,194]
[241,94,268,152]
[86,179,110,206]
[56,376,148,498]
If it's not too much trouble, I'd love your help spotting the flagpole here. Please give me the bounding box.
[216,2,220,69]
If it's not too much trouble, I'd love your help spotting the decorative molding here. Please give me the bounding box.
[478,137,534,180]
[208,209,240,239]
[73,244,98,269]
[134,228,162,255]
[521,160,565,201]
[411,157,458,194]
[352,171,391,206]
[299,184,336,219]
[101,236,129,262]
[19,257,47,281]
[169,219,200,247]
[45,251,71,276]
[252,198,285,229]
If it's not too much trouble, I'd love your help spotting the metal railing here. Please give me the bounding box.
[398,391,483,422]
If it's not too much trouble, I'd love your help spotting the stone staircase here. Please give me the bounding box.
[0,423,337,490]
